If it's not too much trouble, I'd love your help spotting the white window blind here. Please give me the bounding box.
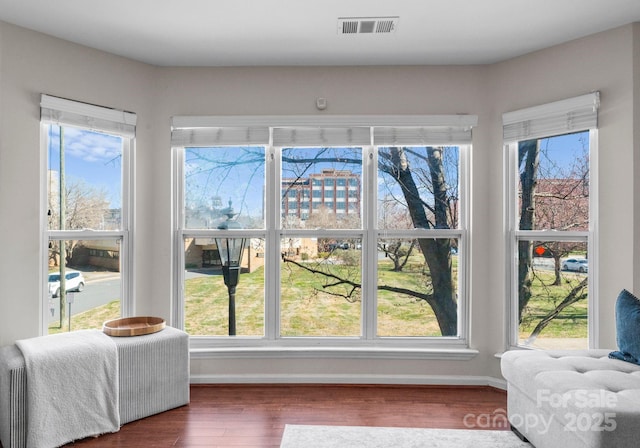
[40,94,137,137]
[172,115,477,148]
[373,126,473,146]
[503,92,600,142]
[171,127,270,147]
[273,127,370,147]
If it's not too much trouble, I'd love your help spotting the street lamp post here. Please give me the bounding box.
[214,201,246,336]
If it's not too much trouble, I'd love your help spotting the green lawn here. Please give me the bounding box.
[50,255,588,343]
[518,268,588,345]
[48,300,120,334]
[184,253,449,337]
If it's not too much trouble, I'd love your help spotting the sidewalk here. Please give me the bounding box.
[73,267,121,283]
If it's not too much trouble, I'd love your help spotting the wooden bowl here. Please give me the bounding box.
[103,316,166,337]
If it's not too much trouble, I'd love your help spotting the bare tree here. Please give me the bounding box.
[48,179,110,266]
[378,196,415,272]
[381,240,416,272]
[379,146,457,336]
[533,146,589,285]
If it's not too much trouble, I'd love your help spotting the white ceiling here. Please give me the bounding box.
[1,0,640,67]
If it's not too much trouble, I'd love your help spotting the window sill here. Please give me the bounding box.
[190,345,479,361]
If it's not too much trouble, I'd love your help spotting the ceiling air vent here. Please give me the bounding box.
[338,17,398,35]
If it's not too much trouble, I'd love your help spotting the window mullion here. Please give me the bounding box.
[505,142,519,348]
[120,230,133,316]
[515,231,589,241]
[121,138,133,318]
[362,145,377,340]
[39,123,49,335]
[173,147,186,330]
[266,144,279,340]
[587,129,599,349]
[457,145,470,340]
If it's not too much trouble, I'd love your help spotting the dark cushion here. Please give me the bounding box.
[609,289,640,365]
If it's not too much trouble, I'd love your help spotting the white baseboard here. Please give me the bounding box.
[190,374,507,390]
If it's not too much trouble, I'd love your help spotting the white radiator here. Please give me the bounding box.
[0,326,189,448]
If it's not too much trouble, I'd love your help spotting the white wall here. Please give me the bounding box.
[0,22,156,343]
[488,25,636,353]
[0,20,636,382]
[153,66,495,382]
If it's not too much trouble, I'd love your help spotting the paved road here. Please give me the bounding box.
[48,275,120,324]
[533,257,588,275]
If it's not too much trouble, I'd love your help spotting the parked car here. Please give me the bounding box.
[562,258,588,273]
[48,270,85,297]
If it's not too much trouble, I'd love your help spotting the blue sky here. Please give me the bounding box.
[46,128,588,216]
[535,131,589,176]
[185,146,266,219]
[47,125,123,208]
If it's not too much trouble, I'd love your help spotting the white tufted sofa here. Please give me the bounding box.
[501,349,640,448]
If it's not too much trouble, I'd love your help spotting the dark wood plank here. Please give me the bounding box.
[59,384,507,447]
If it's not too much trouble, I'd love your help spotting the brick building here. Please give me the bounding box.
[282,168,360,222]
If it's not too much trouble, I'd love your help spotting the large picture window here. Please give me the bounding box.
[173,116,474,353]
[504,93,599,350]
[41,95,135,334]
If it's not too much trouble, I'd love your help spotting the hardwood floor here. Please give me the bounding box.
[66,384,508,448]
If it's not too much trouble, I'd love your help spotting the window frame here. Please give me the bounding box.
[503,93,599,350]
[172,115,476,359]
[39,95,136,334]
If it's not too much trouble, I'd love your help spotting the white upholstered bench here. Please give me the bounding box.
[501,349,640,448]
[0,326,190,448]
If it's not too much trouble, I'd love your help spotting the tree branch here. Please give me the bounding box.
[524,277,588,345]
[282,256,434,304]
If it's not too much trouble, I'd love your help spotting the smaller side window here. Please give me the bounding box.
[41,94,135,335]
[504,93,598,350]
